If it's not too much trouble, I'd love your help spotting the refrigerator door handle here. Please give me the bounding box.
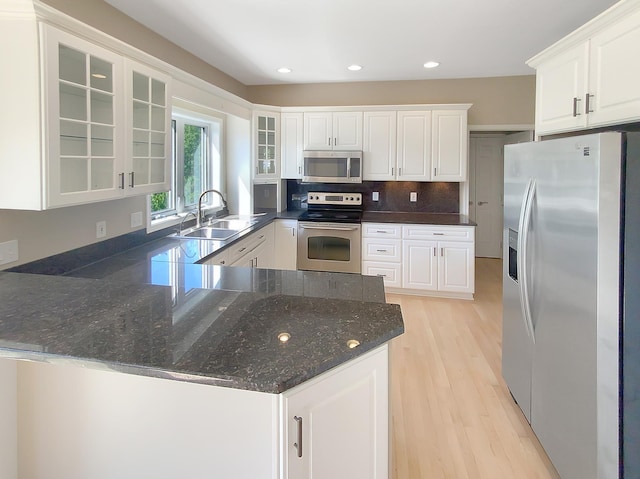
[517,178,536,341]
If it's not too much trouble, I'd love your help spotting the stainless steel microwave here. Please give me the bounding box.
[302,150,363,183]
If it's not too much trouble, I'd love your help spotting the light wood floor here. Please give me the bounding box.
[387,258,560,479]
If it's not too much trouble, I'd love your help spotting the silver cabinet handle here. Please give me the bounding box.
[398,167,402,176]
[376,249,388,253]
[298,166,301,174]
[129,172,135,188]
[220,260,225,265]
[572,97,581,117]
[119,172,125,189]
[433,247,436,256]
[294,416,303,458]
[239,247,247,253]
[585,93,594,114]
[433,232,444,235]
[376,230,388,234]
[391,167,394,176]
[328,137,331,146]
[299,224,359,231]
[440,248,444,257]
[477,201,488,205]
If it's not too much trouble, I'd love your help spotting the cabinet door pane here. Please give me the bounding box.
[60,84,87,121]
[133,100,149,129]
[59,45,86,85]
[151,79,165,106]
[90,91,113,124]
[267,116,275,130]
[132,72,149,101]
[150,158,165,183]
[133,158,150,185]
[60,121,88,156]
[91,125,113,156]
[91,158,114,190]
[150,131,165,157]
[89,56,113,93]
[133,129,149,157]
[60,158,88,193]
[151,105,165,131]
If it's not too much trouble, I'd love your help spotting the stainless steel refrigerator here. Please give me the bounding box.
[502,131,640,479]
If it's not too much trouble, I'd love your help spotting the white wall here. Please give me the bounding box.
[0,359,17,479]
[226,115,252,216]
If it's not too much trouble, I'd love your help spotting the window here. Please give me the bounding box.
[150,110,223,222]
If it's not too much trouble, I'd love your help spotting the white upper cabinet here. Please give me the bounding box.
[587,8,640,126]
[534,42,590,134]
[281,112,304,179]
[529,2,640,135]
[254,111,280,179]
[363,111,397,181]
[125,60,172,195]
[431,110,468,181]
[304,111,363,150]
[0,11,173,210]
[396,111,432,181]
[43,24,125,208]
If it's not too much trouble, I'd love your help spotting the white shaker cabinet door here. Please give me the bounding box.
[363,111,397,180]
[396,111,432,181]
[587,8,640,127]
[431,110,467,182]
[304,112,332,150]
[332,111,363,150]
[281,113,304,179]
[438,241,475,294]
[534,42,589,135]
[283,346,389,479]
[402,239,438,290]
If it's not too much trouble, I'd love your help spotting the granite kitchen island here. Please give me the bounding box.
[0,243,403,479]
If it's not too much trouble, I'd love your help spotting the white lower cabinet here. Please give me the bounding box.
[274,219,298,270]
[229,223,274,268]
[402,240,438,290]
[283,345,389,479]
[363,223,475,298]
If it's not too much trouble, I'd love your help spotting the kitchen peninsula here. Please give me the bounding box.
[0,223,404,479]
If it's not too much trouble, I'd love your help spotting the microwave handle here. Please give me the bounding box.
[347,157,351,178]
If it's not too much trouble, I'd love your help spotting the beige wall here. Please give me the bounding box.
[40,0,248,99]
[248,75,536,126]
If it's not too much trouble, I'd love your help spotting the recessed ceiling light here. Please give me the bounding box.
[277,67,292,74]
[347,64,362,71]
[423,61,440,69]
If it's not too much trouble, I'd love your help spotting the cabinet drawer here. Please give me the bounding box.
[227,228,269,264]
[362,238,402,262]
[362,261,402,288]
[402,225,474,242]
[362,223,402,239]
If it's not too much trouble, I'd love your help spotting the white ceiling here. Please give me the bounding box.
[105,0,619,86]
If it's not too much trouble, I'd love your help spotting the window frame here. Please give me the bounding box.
[148,108,224,232]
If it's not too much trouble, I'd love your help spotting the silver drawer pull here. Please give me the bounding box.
[375,230,388,234]
[376,249,388,253]
[433,233,444,235]
[294,416,303,458]
[239,247,247,253]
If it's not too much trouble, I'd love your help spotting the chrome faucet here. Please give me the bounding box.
[197,189,228,227]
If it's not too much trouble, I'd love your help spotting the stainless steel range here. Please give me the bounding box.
[297,192,362,274]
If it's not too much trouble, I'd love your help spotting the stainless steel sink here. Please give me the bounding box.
[209,219,258,230]
[182,227,240,240]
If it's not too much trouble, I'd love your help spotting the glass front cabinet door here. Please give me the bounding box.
[44,24,125,207]
[254,112,279,178]
[126,60,172,195]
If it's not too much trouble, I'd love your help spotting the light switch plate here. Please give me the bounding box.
[410,192,417,202]
[0,240,18,266]
[372,192,379,201]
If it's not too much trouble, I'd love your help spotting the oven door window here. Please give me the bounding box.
[307,236,351,262]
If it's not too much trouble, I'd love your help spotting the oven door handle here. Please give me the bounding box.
[299,224,360,232]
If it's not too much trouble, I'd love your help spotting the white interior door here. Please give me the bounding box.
[469,136,504,258]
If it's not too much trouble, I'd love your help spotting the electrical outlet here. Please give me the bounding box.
[0,240,19,266]
[96,220,106,238]
[410,192,417,202]
[131,211,143,228]
[372,192,379,201]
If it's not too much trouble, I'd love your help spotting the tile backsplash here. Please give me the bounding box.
[286,180,459,213]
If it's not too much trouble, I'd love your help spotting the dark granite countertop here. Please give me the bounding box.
[0,218,403,393]
[362,211,476,226]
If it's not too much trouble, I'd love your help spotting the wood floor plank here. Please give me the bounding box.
[387,258,560,479]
